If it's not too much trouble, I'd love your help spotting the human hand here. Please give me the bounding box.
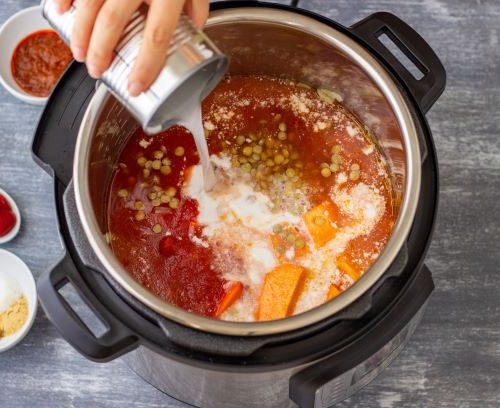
[54,0,210,96]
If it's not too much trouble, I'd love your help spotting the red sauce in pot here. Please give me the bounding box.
[107,76,396,319]
[11,30,72,97]
[107,126,227,316]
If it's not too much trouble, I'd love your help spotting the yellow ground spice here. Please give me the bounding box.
[0,295,29,337]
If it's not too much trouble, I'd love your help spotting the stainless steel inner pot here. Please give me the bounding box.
[73,7,421,336]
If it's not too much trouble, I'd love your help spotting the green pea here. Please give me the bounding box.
[274,154,285,164]
[295,239,305,249]
[321,167,332,177]
[329,163,339,172]
[253,145,263,154]
[331,145,342,154]
[331,154,342,164]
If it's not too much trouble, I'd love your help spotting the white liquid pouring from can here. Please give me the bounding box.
[180,103,217,191]
[41,0,227,191]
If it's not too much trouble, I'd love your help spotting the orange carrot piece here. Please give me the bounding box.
[256,264,306,321]
[215,282,244,317]
[327,284,341,300]
[336,255,360,281]
[302,201,339,248]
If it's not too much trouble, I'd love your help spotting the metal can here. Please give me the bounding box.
[41,0,228,134]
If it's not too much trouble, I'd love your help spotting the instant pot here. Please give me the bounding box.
[33,2,445,407]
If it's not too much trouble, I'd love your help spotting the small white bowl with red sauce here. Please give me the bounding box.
[0,6,72,105]
[0,188,21,244]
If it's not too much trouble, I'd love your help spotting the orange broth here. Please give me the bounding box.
[107,75,395,320]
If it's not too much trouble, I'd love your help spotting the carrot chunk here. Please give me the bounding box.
[215,282,244,317]
[302,201,338,248]
[256,264,306,321]
[327,284,342,300]
[336,255,360,281]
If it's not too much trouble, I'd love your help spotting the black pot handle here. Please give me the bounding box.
[289,264,434,408]
[351,12,446,113]
[37,252,139,362]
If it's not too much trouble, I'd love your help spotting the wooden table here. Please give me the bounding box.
[1,0,499,406]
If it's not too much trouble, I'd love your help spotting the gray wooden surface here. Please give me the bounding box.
[1,0,499,407]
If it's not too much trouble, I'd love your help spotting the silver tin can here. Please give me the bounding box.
[41,0,228,134]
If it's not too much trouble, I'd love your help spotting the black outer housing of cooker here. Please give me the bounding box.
[32,1,445,405]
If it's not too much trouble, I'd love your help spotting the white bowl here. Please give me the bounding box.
[0,249,37,353]
[0,188,21,244]
[0,6,53,105]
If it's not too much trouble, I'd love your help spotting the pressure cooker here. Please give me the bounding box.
[33,2,445,407]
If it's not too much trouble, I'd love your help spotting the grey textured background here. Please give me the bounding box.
[1,0,499,407]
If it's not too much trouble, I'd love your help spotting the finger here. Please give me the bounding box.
[70,0,105,62]
[184,0,209,29]
[128,0,184,96]
[54,0,72,13]
[86,0,143,78]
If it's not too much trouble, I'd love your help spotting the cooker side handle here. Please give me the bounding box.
[350,12,446,113]
[289,264,434,408]
[37,252,139,362]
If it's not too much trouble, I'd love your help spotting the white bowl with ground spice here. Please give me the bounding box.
[0,249,37,353]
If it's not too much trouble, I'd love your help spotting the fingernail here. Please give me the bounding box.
[128,81,144,97]
[87,63,102,79]
[72,46,85,62]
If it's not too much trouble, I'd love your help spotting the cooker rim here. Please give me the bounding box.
[73,6,422,336]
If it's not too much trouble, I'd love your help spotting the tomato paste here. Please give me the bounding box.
[11,30,72,97]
